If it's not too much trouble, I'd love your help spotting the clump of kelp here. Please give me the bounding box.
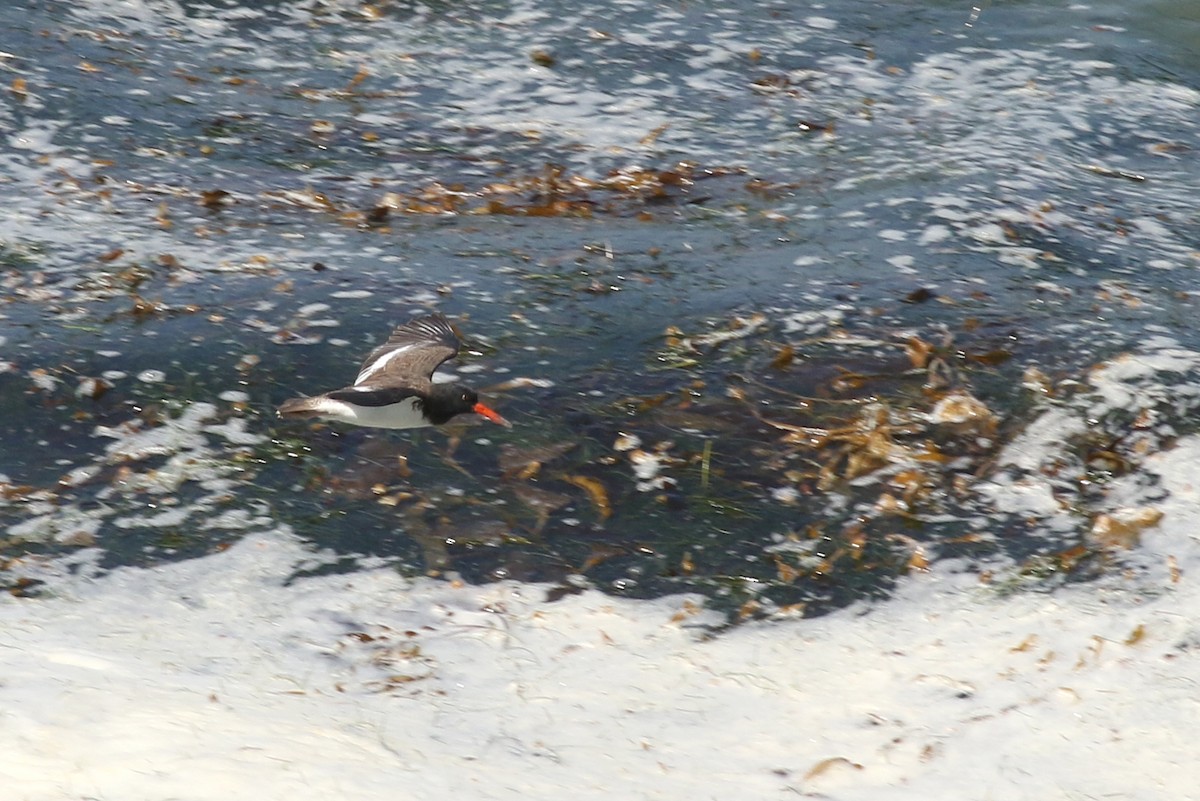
[361,162,748,220]
[213,160,760,226]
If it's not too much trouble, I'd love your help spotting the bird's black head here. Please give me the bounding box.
[425,383,511,427]
[424,383,479,425]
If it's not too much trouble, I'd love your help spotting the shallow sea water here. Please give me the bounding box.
[1,2,1200,795]
[2,0,1200,607]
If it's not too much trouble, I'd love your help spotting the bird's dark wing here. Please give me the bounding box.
[326,385,423,408]
[354,313,461,386]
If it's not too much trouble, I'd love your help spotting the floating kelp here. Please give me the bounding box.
[364,162,750,222]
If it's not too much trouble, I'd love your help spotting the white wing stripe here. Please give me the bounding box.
[354,342,419,385]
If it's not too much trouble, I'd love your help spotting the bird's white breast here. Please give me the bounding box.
[307,396,430,430]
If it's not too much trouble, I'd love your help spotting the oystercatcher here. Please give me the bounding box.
[277,312,511,430]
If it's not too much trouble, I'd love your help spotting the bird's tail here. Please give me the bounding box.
[277,397,324,419]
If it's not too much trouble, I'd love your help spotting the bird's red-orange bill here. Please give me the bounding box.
[474,401,512,427]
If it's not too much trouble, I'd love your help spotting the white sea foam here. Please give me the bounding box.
[1,507,1197,800]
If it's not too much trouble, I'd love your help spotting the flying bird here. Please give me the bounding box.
[277,312,510,430]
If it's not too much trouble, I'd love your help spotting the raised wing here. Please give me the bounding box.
[354,312,461,386]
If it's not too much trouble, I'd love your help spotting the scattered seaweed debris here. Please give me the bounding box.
[364,162,749,221]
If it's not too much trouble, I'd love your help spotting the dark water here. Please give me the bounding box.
[1,0,1198,616]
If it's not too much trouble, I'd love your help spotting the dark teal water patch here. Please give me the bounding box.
[0,249,1139,617]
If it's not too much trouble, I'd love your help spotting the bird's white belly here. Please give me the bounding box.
[310,396,430,430]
